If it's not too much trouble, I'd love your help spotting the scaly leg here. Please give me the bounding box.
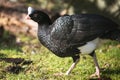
[65,56,80,75]
[90,51,100,78]
[54,55,80,76]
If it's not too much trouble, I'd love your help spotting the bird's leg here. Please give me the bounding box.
[54,55,80,76]
[65,55,80,75]
[90,51,100,78]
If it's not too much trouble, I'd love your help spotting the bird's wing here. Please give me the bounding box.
[50,16,74,41]
[50,14,118,47]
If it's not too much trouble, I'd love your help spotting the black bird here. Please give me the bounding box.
[25,7,120,78]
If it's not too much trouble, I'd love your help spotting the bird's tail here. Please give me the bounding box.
[101,29,120,42]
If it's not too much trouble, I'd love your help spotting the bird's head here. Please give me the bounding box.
[26,7,51,24]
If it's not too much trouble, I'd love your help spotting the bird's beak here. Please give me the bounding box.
[25,15,31,20]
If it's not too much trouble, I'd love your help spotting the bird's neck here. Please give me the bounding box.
[37,15,52,39]
[38,24,50,37]
[37,13,52,25]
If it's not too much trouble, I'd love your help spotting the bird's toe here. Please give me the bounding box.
[90,72,100,78]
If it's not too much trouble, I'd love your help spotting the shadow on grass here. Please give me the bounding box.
[0,29,22,53]
[89,76,111,80]
[0,53,7,58]
[102,68,120,75]
[89,68,120,80]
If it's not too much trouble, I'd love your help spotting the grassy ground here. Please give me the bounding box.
[0,34,120,80]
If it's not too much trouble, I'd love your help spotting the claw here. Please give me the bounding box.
[90,72,100,78]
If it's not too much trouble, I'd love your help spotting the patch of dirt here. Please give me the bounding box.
[0,58,24,65]
[5,65,23,74]
[0,58,32,65]
[0,57,32,74]
[0,0,38,37]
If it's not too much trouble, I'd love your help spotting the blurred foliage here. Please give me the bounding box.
[14,0,120,24]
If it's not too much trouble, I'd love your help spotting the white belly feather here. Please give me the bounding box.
[78,38,100,54]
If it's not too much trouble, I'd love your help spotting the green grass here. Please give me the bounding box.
[0,34,120,80]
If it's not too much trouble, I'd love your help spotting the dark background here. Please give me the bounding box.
[0,0,120,37]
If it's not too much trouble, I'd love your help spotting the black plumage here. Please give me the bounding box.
[38,14,119,57]
[26,7,120,78]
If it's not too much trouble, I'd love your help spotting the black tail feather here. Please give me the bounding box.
[101,29,120,42]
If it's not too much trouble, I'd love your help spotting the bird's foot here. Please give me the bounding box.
[90,72,100,78]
